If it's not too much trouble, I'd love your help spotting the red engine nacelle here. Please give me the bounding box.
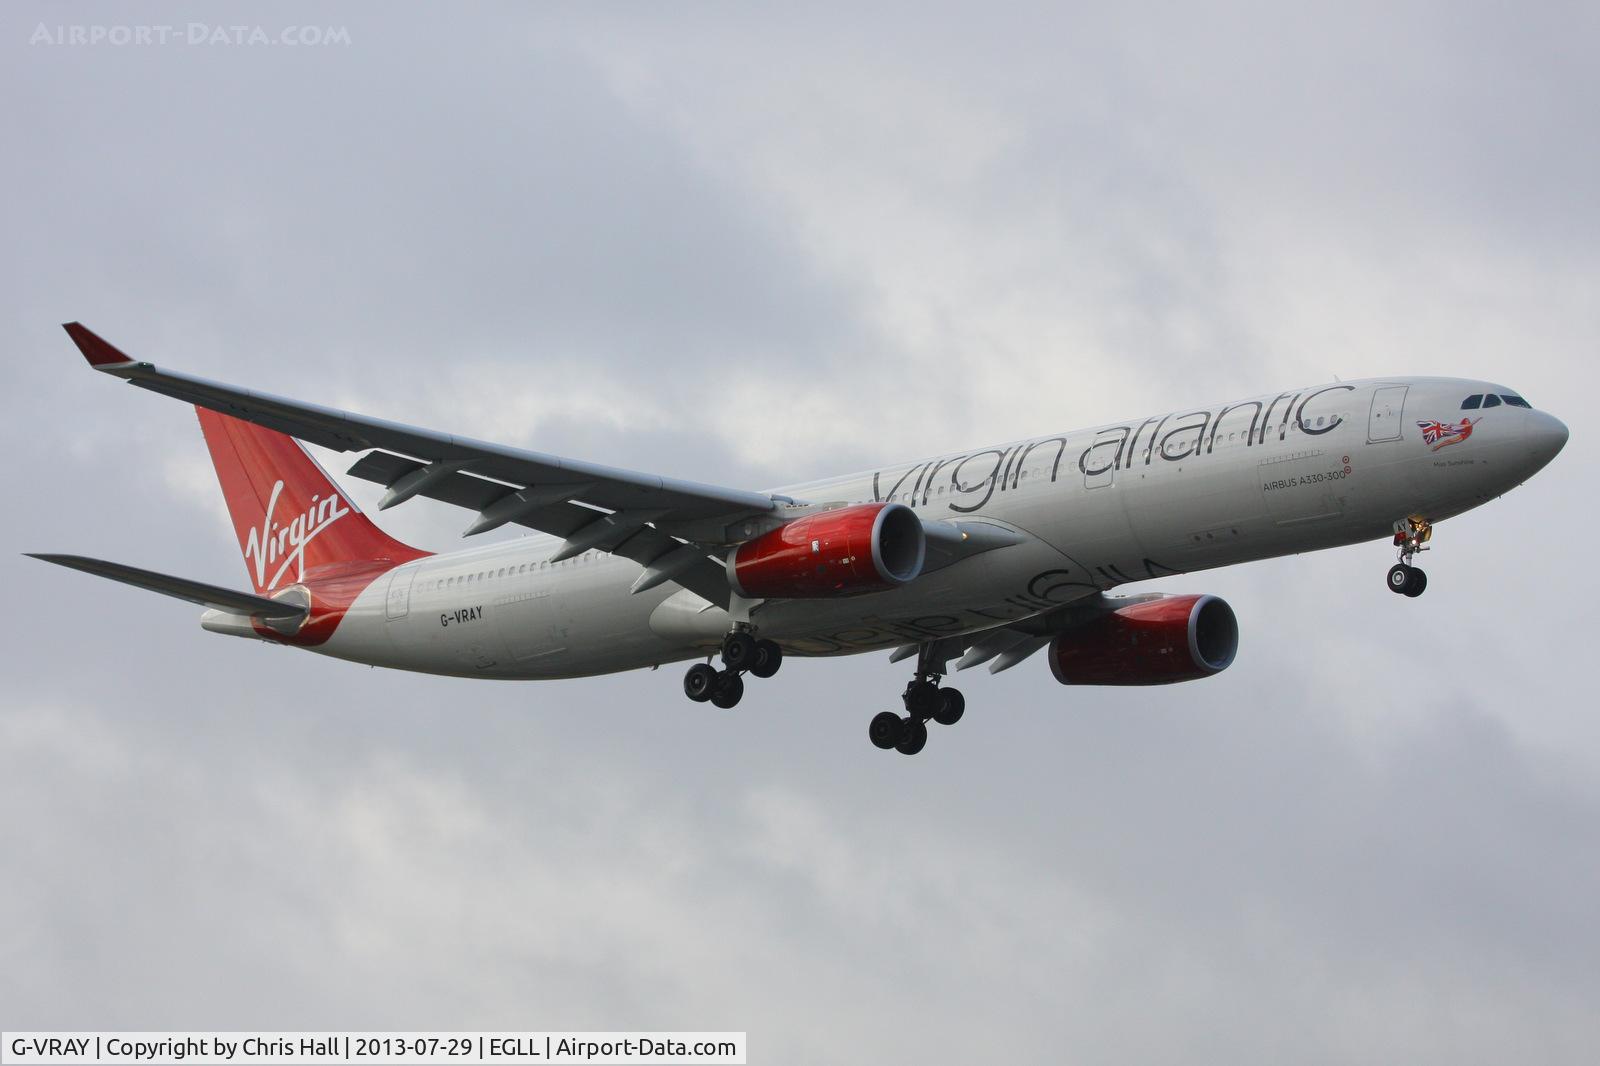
[1048,594,1238,685]
[728,502,925,598]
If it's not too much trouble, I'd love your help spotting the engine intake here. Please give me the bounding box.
[728,502,925,599]
[1049,594,1238,685]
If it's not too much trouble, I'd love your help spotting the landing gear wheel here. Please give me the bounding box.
[895,717,928,755]
[710,671,745,709]
[1390,516,1434,596]
[683,663,718,702]
[749,639,783,679]
[721,631,757,671]
[869,711,903,750]
[933,688,966,726]
[903,679,941,719]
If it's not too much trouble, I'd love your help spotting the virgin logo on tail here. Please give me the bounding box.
[243,479,351,590]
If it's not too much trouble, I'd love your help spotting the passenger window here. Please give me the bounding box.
[1461,394,1483,409]
[1482,394,1502,408]
[1502,395,1531,408]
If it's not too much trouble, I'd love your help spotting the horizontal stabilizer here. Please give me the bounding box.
[25,553,308,620]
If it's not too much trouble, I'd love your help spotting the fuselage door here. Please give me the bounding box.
[1367,385,1409,443]
[1082,430,1122,489]
[385,565,418,620]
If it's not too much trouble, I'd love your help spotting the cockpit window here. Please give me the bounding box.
[1501,394,1531,408]
[1461,394,1483,409]
[1482,394,1502,408]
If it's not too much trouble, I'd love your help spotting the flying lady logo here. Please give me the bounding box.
[243,479,350,589]
[1417,416,1480,452]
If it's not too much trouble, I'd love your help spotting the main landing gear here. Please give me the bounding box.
[683,628,783,709]
[1387,516,1433,598]
[869,645,965,756]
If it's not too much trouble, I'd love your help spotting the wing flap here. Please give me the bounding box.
[346,452,733,606]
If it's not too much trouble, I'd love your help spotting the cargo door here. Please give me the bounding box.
[498,561,568,662]
[1259,449,1348,524]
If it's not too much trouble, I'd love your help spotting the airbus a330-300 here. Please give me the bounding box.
[33,324,1568,754]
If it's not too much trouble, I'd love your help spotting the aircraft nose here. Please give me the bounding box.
[1524,410,1569,471]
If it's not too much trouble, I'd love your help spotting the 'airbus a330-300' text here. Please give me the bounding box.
[32,325,1568,754]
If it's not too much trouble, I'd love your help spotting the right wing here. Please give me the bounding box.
[60,324,1031,608]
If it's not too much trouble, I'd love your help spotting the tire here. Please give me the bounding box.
[933,688,966,726]
[895,717,928,755]
[722,631,757,671]
[710,671,745,709]
[904,679,940,718]
[1387,563,1411,594]
[1404,568,1428,597]
[683,663,718,702]
[749,639,783,679]
[869,711,903,750]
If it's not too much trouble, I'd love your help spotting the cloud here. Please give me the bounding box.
[2,2,1597,1063]
[4,689,1596,1061]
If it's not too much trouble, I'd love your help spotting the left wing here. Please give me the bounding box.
[63,323,779,607]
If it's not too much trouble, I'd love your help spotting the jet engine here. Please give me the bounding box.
[728,502,925,598]
[1048,594,1238,685]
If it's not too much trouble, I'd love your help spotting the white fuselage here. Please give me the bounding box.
[305,376,1565,679]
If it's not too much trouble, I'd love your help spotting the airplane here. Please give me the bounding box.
[31,324,1568,755]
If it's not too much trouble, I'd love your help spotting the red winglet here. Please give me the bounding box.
[62,322,137,367]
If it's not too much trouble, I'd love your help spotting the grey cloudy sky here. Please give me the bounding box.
[3,2,1597,1062]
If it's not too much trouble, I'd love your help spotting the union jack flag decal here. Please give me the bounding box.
[1416,416,1480,451]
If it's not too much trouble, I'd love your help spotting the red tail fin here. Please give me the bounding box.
[196,408,426,594]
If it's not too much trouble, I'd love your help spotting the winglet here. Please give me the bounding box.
[62,322,138,368]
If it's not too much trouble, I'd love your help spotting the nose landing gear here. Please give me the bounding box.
[1387,516,1432,597]
[683,627,783,708]
[869,643,965,755]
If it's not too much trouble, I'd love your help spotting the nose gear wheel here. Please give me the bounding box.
[1387,516,1433,597]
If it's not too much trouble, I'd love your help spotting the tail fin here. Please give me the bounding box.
[196,408,426,594]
